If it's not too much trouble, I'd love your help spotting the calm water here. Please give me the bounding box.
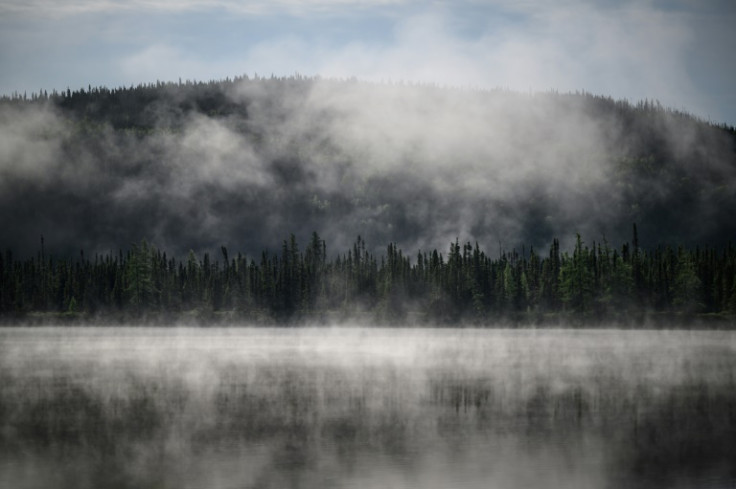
[1,327,735,489]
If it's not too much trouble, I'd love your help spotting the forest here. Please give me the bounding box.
[1,75,736,259]
[2,75,736,325]
[2,227,735,325]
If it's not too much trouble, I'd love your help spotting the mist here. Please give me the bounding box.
[1,77,735,258]
[2,327,735,488]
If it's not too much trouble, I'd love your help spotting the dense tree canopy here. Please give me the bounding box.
[2,231,735,325]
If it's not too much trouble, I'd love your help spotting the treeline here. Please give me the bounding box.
[2,228,735,325]
[4,74,735,134]
[0,74,311,132]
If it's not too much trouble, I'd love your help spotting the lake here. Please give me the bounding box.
[1,327,735,489]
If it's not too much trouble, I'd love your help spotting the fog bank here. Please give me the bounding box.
[1,77,735,257]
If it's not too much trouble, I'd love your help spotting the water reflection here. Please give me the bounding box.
[0,327,735,488]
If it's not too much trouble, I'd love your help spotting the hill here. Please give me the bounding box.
[1,75,735,258]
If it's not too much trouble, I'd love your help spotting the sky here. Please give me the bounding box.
[0,0,735,126]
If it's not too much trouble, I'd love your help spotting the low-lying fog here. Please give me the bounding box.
[1,326,735,489]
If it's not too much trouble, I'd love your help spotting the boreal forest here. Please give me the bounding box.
[1,75,735,324]
[2,229,736,325]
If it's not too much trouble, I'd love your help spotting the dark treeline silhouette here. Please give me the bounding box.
[2,228,735,325]
[3,74,734,129]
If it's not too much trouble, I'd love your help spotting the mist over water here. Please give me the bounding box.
[1,326,735,489]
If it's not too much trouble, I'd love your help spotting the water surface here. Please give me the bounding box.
[1,327,734,488]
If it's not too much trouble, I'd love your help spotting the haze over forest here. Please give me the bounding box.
[2,75,735,260]
[3,9,735,489]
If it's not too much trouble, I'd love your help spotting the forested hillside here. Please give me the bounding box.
[2,230,735,325]
[2,75,735,260]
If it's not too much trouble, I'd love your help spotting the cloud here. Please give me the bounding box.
[2,0,733,124]
[0,0,411,17]
[310,4,697,109]
[0,105,65,186]
[113,0,694,119]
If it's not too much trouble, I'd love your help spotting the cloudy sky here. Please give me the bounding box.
[0,0,735,125]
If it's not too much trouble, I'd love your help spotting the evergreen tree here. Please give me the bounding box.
[672,249,704,314]
[560,235,594,314]
[125,240,156,313]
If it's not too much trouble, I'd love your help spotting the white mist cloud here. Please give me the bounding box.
[0,106,67,187]
[1,73,734,257]
[173,114,272,191]
[312,4,697,111]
